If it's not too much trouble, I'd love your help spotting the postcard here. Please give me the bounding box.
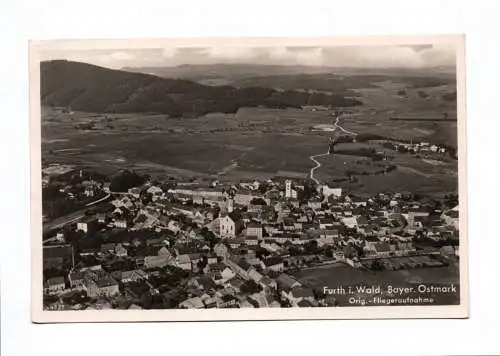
[30,35,468,322]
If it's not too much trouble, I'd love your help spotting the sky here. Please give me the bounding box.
[40,43,456,69]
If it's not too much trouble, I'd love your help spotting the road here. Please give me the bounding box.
[85,193,111,206]
[309,152,330,184]
[308,114,358,184]
[332,115,357,136]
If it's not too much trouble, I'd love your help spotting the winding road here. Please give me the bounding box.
[308,114,358,184]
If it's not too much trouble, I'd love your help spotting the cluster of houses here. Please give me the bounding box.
[42,175,460,310]
[391,141,447,154]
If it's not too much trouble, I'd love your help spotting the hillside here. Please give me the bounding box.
[123,63,456,90]
[41,60,362,117]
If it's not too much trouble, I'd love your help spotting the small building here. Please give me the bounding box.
[44,276,66,294]
[262,256,284,273]
[76,216,98,233]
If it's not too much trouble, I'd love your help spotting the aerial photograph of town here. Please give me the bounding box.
[38,40,461,312]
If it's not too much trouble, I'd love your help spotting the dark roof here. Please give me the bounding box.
[195,276,217,290]
[247,222,263,228]
[374,243,391,253]
[221,294,238,303]
[276,274,301,290]
[264,256,283,267]
[357,216,369,225]
[47,276,65,286]
[95,277,118,288]
[318,218,334,224]
[237,259,252,271]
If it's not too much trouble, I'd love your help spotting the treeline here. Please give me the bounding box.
[41,61,362,118]
[233,73,453,94]
[109,170,146,192]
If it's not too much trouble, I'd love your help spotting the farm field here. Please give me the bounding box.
[41,79,458,196]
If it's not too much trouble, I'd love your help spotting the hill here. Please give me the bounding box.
[123,63,456,91]
[41,60,362,117]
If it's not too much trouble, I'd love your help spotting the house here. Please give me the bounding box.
[262,256,284,272]
[442,207,459,230]
[259,276,278,291]
[349,196,367,207]
[111,270,144,284]
[114,219,128,229]
[308,197,323,210]
[218,294,239,308]
[214,243,230,260]
[228,238,245,249]
[365,236,382,251]
[189,276,217,291]
[219,214,236,239]
[144,254,173,269]
[147,186,163,201]
[276,274,302,293]
[44,276,66,294]
[103,182,111,193]
[321,185,342,200]
[283,286,316,306]
[206,252,218,265]
[245,236,259,246]
[68,271,86,288]
[234,191,263,206]
[342,216,358,229]
[356,216,369,227]
[114,244,128,257]
[177,254,192,271]
[179,296,205,309]
[283,218,296,231]
[85,277,120,298]
[319,229,339,244]
[246,222,263,239]
[128,187,142,198]
[373,243,391,257]
[318,218,335,230]
[76,216,98,233]
[226,257,255,280]
[248,198,267,213]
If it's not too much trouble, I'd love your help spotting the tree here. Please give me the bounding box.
[197,256,208,271]
[304,240,319,254]
[241,280,261,295]
[370,259,384,271]
[109,170,145,192]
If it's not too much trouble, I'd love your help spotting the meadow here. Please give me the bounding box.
[41,79,458,196]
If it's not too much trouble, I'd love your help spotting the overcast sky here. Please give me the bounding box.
[40,44,456,69]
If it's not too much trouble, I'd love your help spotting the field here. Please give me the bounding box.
[41,79,458,196]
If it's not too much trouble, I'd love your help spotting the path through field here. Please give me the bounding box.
[308,114,358,184]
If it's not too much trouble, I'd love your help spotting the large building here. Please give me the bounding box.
[285,180,298,199]
[219,215,236,239]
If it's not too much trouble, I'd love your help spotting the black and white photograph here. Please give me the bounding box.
[30,36,467,322]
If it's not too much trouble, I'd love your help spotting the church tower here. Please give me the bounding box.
[285,180,292,198]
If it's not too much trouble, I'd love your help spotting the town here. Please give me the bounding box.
[42,165,460,310]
